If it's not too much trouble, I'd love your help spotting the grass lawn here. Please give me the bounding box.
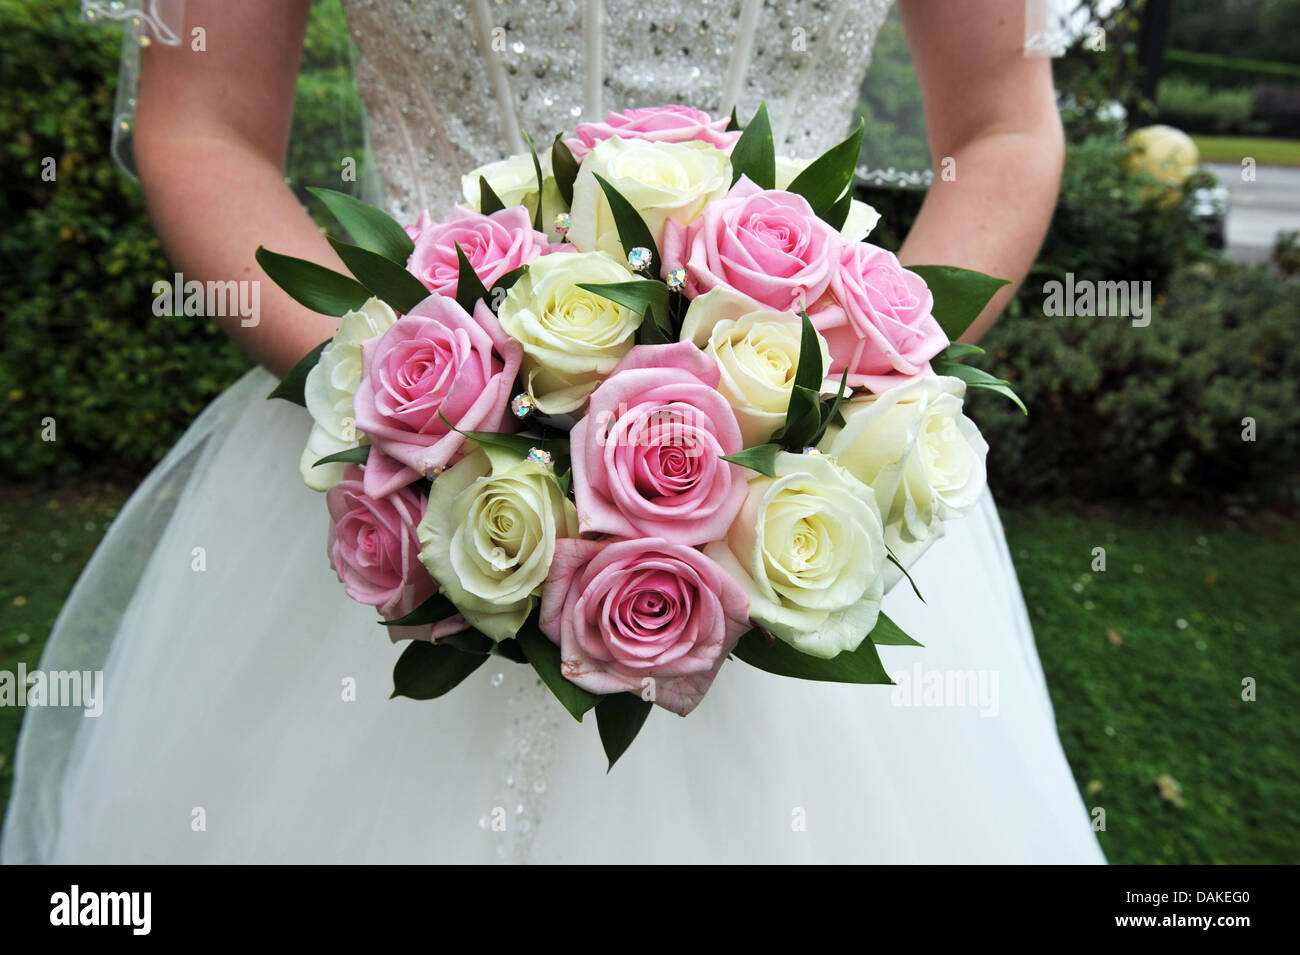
[0,483,129,822]
[1191,135,1300,167]
[1002,503,1299,865]
[2,482,1297,863]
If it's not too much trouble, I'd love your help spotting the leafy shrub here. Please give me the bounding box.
[973,259,1300,505]
[0,0,252,481]
[0,0,364,482]
[1156,77,1260,136]
[1162,49,1300,92]
[1033,133,1215,299]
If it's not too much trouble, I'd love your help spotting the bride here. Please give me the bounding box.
[3,0,1104,863]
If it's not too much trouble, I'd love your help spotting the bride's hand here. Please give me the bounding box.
[133,0,345,377]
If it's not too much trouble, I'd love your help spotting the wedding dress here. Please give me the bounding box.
[2,0,1104,863]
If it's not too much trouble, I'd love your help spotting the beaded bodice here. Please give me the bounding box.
[339,0,894,223]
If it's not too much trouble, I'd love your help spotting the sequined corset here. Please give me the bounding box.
[339,0,894,223]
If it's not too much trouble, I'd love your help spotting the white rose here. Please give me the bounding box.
[462,149,566,234]
[417,446,579,642]
[705,451,887,658]
[496,250,642,414]
[775,155,880,242]
[569,137,731,258]
[298,297,398,491]
[679,286,833,447]
[820,375,988,549]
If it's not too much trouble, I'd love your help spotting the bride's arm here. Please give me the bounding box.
[896,0,1066,343]
[133,0,344,377]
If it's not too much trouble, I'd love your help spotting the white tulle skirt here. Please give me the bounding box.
[2,368,1105,864]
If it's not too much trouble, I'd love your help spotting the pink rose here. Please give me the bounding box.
[539,537,751,715]
[404,209,434,243]
[352,296,523,498]
[563,104,740,162]
[662,177,841,315]
[570,341,746,546]
[326,466,467,641]
[406,205,550,297]
[819,243,949,391]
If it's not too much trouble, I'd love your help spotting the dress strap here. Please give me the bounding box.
[470,0,526,153]
[582,0,605,119]
[720,0,762,116]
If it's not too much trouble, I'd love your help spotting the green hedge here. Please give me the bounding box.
[1163,49,1300,92]
[973,259,1300,506]
[0,0,252,481]
[0,0,363,482]
[1156,77,1262,136]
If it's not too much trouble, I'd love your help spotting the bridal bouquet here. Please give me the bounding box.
[259,103,1023,766]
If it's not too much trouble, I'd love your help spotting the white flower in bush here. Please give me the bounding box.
[820,375,988,548]
[298,297,398,491]
[705,451,887,658]
[496,250,642,414]
[569,137,732,258]
[462,149,565,228]
[418,447,579,642]
[679,286,832,447]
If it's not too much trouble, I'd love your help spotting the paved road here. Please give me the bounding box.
[1201,162,1300,264]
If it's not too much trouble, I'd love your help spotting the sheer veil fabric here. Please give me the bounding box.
[4,0,1105,863]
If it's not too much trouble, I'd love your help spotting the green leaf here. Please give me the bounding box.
[725,105,740,132]
[939,341,986,361]
[885,551,926,605]
[515,622,600,721]
[307,187,414,264]
[729,101,775,189]
[732,627,893,684]
[255,247,371,317]
[807,365,851,449]
[824,187,854,232]
[390,640,488,700]
[775,384,822,449]
[591,173,661,275]
[868,611,924,647]
[312,445,370,468]
[491,265,528,295]
[440,630,495,654]
[772,310,828,449]
[792,310,823,394]
[492,637,529,664]
[907,264,1011,342]
[551,134,580,207]
[721,443,781,477]
[577,279,664,343]
[521,128,546,232]
[595,692,653,771]
[380,591,462,627]
[786,119,864,216]
[328,237,430,314]
[454,241,491,313]
[478,176,506,215]
[932,359,1028,415]
[267,340,329,406]
[576,279,665,320]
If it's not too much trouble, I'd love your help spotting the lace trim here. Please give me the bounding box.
[81,1,187,179]
[856,166,934,190]
[82,0,184,43]
[1023,0,1072,58]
